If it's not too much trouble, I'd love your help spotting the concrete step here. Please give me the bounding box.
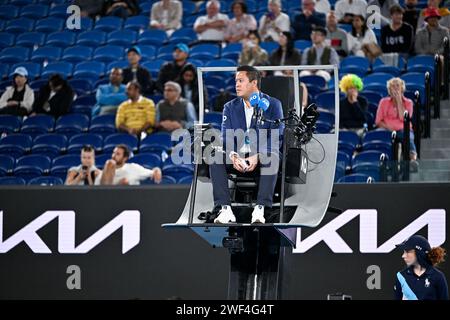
[441,108,450,118]
[431,128,450,139]
[431,119,450,128]
[417,159,450,170]
[410,170,450,182]
[421,138,450,149]
[420,148,450,159]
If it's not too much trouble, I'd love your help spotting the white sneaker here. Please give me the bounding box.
[214,205,236,224]
[251,205,265,224]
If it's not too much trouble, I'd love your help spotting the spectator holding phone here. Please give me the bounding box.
[66,145,101,186]
[258,0,290,42]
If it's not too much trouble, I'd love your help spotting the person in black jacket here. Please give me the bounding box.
[338,74,368,136]
[32,74,74,118]
[156,43,190,93]
[176,63,207,115]
[122,46,154,96]
[102,0,140,18]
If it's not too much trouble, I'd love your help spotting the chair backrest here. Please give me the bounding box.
[103,133,139,152]
[16,154,51,171]
[0,176,26,185]
[128,153,162,169]
[28,176,64,185]
[0,115,21,133]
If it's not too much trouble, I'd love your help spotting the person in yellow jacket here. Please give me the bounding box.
[115,81,156,136]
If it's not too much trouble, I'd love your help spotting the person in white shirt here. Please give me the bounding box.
[96,144,162,185]
[150,0,182,36]
[347,13,378,56]
[193,0,229,42]
[334,0,368,23]
[315,0,331,15]
[66,145,101,186]
[224,1,257,43]
[258,0,290,42]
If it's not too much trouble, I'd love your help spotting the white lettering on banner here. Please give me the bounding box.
[294,209,446,253]
[0,210,140,254]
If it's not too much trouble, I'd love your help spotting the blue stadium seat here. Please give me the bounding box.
[338,130,360,158]
[5,18,34,34]
[14,154,51,181]
[0,65,8,80]
[315,121,333,133]
[353,150,388,163]
[400,72,426,86]
[47,4,68,18]
[0,133,32,158]
[260,41,278,54]
[55,114,90,137]
[103,133,138,154]
[143,175,177,185]
[359,90,383,105]
[62,45,93,63]
[139,1,152,15]
[337,150,351,169]
[190,44,220,60]
[51,154,80,180]
[407,55,435,68]
[142,59,166,78]
[187,58,204,67]
[205,59,236,67]
[337,173,373,183]
[178,175,193,184]
[0,32,16,49]
[340,56,370,72]
[140,132,172,153]
[0,5,20,20]
[128,153,162,169]
[162,163,194,181]
[94,16,123,32]
[315,91,335,111]
[138,45,157,61]
[107,60,129,71]
[10,0,34,6]
[204,112,222,126]
[182,1,197,15]
[10,62,41,80]
[334,163,346,182]
[73,94,96,107]
[137,29,168,46]
[28,176,64,185]
[107,30,137,47]
[294,40,312,51]
[95,153,111,169]
[73,61,106,79]
[89,114,117,138]
[32,133,67,158]
[0,115,21,134]
[29,79,49,91]
[20,4,49,19]
[45,31,77,48]
[169,27,198,44]
[371,64,401,76]
[182,15,198,28]
[363,84,388,97]
[124,15,149,31]
[30,46,62,63]
[364,73,393,86]
[373,56,406,71]
[156,44,176,60]
[319,110,335,126]
[0,154,15,176]
[300,75,326,89]
[71,104,93,118]
[20,114,54,137]
[34,17,64,33]
[362,130,392,157]
[79,17,94,31]
[93,45,125,63]
[41,62,73,78]
[221,43,242,60]
[0,176,26,185]
[76,30,107,47]
[67,133,103,154]
[340,65,368,78]
[0,47,30,64]
[69,79,94,95]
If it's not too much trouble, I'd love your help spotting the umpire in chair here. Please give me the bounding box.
[210,65,284,224]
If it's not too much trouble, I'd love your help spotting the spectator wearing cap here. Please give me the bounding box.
[156,81,197,132]
[367,0,400,27]
[347,14,379,58]
[156,43,189,93]
[150,0,182,36]
[334,0,368,24]
[338,74,368,136]
[403,0,420,33]
[176,63,208,114]
[32,74,74,118]
[92,68,127,117]
[326,11,350,58]
[0,67,34,116]
[116,81,156,136]
[258,0,290,42]
[193,0,229,42]
[239,30,269,66]
[415,7,450,55]
[381,5,414,58]
[395,235,448,300]
[122,46,154,96]
[224,1,257,43]
[300,27,339,82]
[417,0,450,29]
[292,0,326,41]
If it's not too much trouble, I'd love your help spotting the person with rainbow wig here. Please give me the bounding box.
[338,74,368,137]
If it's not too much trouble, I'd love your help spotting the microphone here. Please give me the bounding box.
[249,92,260,107]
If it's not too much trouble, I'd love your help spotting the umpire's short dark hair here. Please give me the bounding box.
[237,65,261,89]
[127,81,141,92]
[116,144,130,159]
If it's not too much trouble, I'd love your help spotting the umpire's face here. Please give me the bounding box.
[235,71,257,99]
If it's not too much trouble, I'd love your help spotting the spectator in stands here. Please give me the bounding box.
[315,0,331,14]
[0,67,34,116]
[403,0,420,33]
[32,74,74,118]
[417,0,450,29]
[122,46,154,97]
[269,31,302,67]
[375,77,417,161]
[300,27,339,82]
[292,0,326,40]
[258,0,290,42]
[176,63,207,114]
[381,5,415,59]
[74,0,104,18]
[334,0,368,24]
[194,0,229,42]
[97,144,162,185]
[239,30,269,66]
[102,0,140,18]
[367,0,399,27]
[339,74,368,136]
[116,81,156,136]
[150,0,182,36]
[347,14,380,59]
[415,8,450,55]
[156,43,189,93]
[66,145,101,186]
[92,68,127,117]
[156,81,197,132]
[326,11,350,57]
[224,1,257,43]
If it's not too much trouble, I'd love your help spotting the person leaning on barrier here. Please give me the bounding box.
[66,145,101,186]
[96,144,162,185]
